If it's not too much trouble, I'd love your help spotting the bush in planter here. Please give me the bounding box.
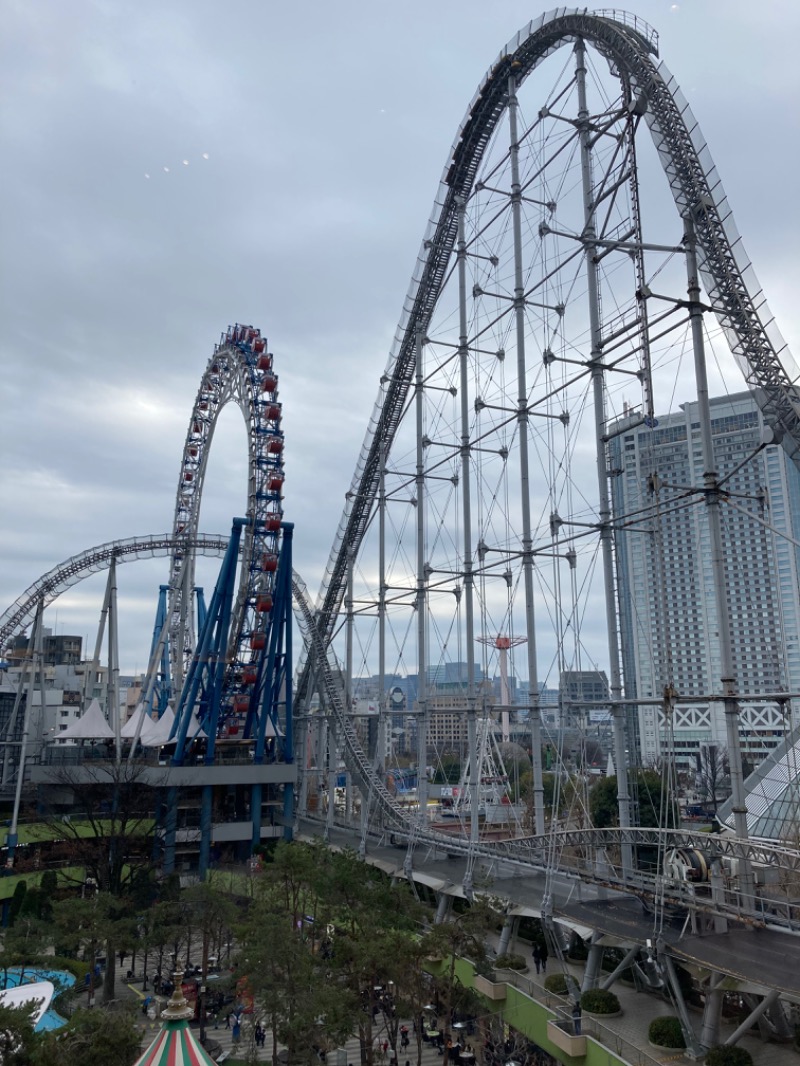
[494,953,526,971]
[567,934,588,961]
[648,1017,686,1049]
[704,1048,753,1066]
[544,974,569,995]
[580,989,621,1015]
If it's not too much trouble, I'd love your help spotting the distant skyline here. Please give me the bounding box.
[1,1,798,672]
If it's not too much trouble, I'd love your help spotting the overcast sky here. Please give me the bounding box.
[1,0,798,674]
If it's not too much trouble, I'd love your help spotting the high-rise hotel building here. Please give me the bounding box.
[609,391,800,770]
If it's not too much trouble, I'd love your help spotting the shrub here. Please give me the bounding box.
[495,953,526,971]
[648,1017,686,1049]
[543,974,568,995]
[567,935,588,960]
[580,989,621,1014]
[704,1048,753,1066]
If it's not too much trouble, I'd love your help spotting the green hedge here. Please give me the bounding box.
[543,974,568,995]
[648,1016,685,1049]
[580,988,620,1014]
[704,1048,753,1066]
[494,953,526,971]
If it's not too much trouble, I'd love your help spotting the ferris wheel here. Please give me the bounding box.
[168,324,285,721]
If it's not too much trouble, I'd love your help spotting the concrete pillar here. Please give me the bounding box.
[497,915,518,957]
[435,892,453,925]
[699,974,724,1049]
[581,936,605,992]
[766,999,792,1041]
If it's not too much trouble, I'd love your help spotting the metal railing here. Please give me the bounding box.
[495,967,667,1066]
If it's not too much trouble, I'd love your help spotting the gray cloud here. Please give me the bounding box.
[1,0,797,672]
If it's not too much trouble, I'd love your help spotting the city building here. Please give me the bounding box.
[610,391,800,770]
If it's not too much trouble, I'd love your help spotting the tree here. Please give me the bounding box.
[1,915,50,985]
[0,1001,40,1066]
[52,895,121,1007]
[39,761,157,1002]
[39,761,155,897]
[237,843,358,1065]
[589,771,677,830]
[697,744,730,814]
[425,896,494,1062]
[180,881,237,1042]
[31,1007,142,1066]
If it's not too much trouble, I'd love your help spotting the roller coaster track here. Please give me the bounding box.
[0,534,229,654]
[292,562,800,928]
[3,11,798,934]
[284,10,800,929]
[299,7,800,715]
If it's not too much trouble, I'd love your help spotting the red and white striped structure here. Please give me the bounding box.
[133,975,218,1066]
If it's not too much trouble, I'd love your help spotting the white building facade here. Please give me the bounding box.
[610,392,800,771]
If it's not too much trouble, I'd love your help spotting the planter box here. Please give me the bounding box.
[473,974,507,1000]
[585,1009,622,1019]
[648,1040,685,1052]
[546,1020,586,1057]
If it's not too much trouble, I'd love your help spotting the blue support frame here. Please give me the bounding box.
[165,518,294,878]
[171,519,245,767]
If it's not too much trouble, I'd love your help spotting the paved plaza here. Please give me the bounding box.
[126,949,799,1066]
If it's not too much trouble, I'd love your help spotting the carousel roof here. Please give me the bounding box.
[133,974,218,1066]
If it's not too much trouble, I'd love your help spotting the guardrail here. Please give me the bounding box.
[493,967,669,1066]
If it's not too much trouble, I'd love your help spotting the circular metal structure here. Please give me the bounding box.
[298,9,800,858]
[169,324,285,694]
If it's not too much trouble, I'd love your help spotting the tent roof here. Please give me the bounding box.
[133,972,218,1066]
[57,698,115,740]
[121,704,158,740]
[141,706,176,747]
[132,1019,218,1066]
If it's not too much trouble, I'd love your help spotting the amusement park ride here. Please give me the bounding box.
[2,9,800,1055]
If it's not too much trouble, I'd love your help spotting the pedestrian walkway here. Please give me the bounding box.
[123,951,798,1066]
[495,937,798,1066]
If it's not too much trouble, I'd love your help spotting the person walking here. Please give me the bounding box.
[532,944,541,974]
[571,1001,582,1036]
[539,941,548,974]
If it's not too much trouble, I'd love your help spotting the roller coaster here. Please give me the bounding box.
[3,11,800,1048]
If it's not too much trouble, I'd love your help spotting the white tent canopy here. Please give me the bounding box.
[121,703,158,741]
[57,698,115,741]
[141,706,175,747]
[143,707,207,747]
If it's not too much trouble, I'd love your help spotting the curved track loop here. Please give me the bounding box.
[170,325,284,691]
[0,534,229,654]
[296,9,800,885]
[303,7,800,703]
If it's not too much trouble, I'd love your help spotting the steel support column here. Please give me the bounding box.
[455,196,480,873]
[199,783,213,879]
[575,39,632,876]
[684,215,755,910]
[415,329,430,828]
[508,67,545,836]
